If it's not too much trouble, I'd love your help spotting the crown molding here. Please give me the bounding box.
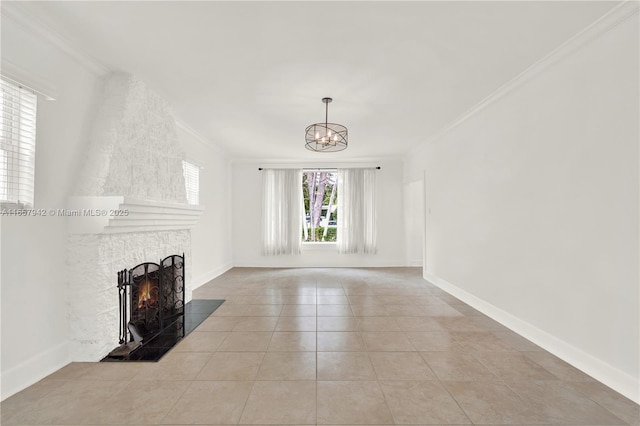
[230,156,404,166]
[405,0,639,160]
[175,120,229,156]
[1,60,58,101]
[1,3,110,77]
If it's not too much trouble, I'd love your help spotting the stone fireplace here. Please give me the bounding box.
[67,73,202,361]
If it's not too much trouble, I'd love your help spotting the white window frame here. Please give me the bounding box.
[0,77,37,209]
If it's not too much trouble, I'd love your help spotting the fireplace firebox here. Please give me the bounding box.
[109,254,185,358]
[126,254,185,341]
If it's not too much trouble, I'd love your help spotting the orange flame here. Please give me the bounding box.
[138,280,156,309]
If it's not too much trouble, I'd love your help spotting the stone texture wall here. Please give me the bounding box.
[68,231,191,361]
[76,73,187,203]
[68,73,194,361]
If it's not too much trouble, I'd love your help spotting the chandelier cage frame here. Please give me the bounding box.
[305,97,348,152]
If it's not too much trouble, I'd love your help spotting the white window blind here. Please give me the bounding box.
[0,78,37,208]
[182,160,200,205]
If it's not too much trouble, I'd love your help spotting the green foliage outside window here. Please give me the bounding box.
[302,171,338,242]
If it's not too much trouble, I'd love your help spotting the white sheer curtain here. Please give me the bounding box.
[337,168,377,254]
[262,168,303,255]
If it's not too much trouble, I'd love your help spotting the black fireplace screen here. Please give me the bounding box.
[117,254,185,345]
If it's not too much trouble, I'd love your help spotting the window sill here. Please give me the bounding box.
[301,242,337,251]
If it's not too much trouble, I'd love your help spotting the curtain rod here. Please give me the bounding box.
[258,167,381,171]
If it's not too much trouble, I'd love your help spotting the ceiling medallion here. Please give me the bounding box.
[305,97,348,152]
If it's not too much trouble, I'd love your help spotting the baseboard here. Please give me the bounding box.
[232,258,408,268]
[424,270,640,404]
[1,340,70,401]
[192,262,233,290]
[406,259,422,267]
[232,263,409,269]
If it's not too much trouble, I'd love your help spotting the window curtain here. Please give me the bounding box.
[262,168,303,255]
[337,168,377,254]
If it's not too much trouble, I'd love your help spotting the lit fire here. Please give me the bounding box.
[138,280,157,309]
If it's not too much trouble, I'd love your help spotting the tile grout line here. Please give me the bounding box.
[12,268,632,425]
[154,375,193,425]
[234,275,271,425]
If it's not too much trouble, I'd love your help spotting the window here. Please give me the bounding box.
[182,160,200,205]
[302,170,338,242]
[0,78,37,208]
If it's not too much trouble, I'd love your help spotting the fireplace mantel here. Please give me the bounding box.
[67,196,203,234]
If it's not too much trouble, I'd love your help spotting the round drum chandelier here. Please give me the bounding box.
[305,97,348,152]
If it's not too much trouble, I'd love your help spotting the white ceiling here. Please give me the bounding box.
[9,1,618,160]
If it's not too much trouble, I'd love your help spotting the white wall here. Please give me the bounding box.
[0,11,103,399]
[403,179,424,267]
[178,125,233,287]
[232,159,406,267]
[0,10,232,399]
[406,11,639,401]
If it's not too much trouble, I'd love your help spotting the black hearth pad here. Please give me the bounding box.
[101,299,224,362]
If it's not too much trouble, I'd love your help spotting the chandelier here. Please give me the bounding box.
[305,97,348,152]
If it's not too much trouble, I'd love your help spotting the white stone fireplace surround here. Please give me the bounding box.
[67,73,201,361]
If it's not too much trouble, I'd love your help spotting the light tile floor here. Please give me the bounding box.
[2,267,639,425]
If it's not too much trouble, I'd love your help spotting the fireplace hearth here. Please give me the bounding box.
[103,254,223,362]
